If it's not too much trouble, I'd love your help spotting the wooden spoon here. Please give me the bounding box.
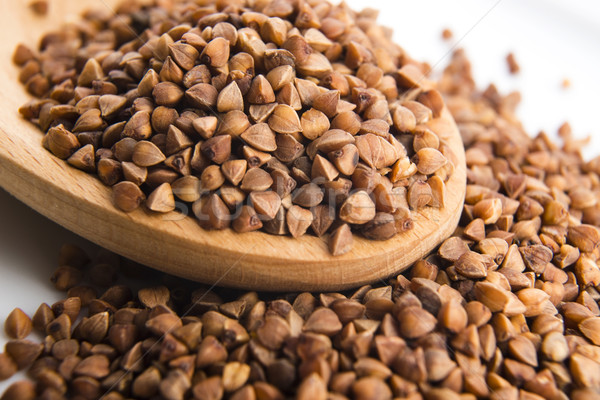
[0,0,466,291]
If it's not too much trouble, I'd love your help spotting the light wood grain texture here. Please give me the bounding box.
[0,0,466,291]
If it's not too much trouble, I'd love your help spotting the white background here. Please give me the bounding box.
[1,0,600,393]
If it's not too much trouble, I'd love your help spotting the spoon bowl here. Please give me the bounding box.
[0,0,466,291]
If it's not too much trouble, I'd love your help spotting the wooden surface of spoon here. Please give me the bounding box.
[0,0,466,291]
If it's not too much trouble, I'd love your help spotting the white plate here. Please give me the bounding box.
[1,0,599,393]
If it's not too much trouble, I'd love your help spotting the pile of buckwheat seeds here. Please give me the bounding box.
[4,0,600,399]
[13,0,461,255]
[3,47,600,398]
